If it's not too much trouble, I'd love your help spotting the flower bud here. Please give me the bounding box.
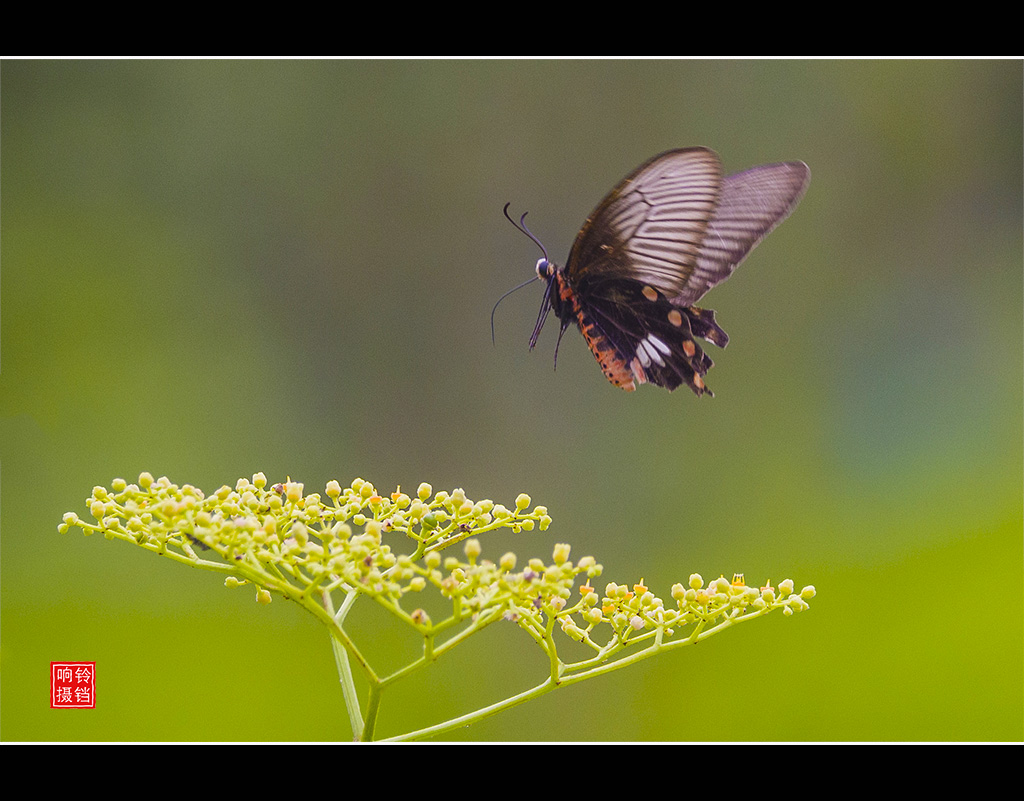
[411,608,431,626]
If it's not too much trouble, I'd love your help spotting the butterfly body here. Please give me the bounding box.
[522,147,810,395]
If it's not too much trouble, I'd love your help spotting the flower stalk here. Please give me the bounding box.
[60,473,815,741]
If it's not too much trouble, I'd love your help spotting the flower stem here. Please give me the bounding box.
[323,589,365,740]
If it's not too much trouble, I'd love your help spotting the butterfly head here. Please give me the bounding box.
[500,203,567,352]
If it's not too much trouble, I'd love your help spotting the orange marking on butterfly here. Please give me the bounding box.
[683,340,696,357]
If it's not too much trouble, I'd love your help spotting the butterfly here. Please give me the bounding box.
[503,147,810,395]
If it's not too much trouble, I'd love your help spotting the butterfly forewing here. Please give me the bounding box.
[565,148,723,298]
[674,161,811,306]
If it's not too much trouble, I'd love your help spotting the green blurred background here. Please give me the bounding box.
[2,59,1021,742]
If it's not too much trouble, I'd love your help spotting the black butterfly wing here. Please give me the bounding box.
[564,148,723,299]
[574,279,728,394]
[673,160,811,306]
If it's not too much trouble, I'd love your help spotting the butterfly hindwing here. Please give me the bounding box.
[571,278,728,394]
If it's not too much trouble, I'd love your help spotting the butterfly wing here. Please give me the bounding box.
[570,278,729,394]
[564,148,723,299]
[672,160,811,306]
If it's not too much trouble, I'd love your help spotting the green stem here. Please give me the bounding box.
[381,616,745,742]
[362,683,383,742]
[379,676,559,742]
[323,589,364,740]
[543,613,561,681]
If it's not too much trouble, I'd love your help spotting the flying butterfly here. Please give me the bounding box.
[499,147,810,395]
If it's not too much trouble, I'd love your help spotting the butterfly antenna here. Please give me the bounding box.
[493,202,552,345]
[491,274,539,345]
[503,202,549,262]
